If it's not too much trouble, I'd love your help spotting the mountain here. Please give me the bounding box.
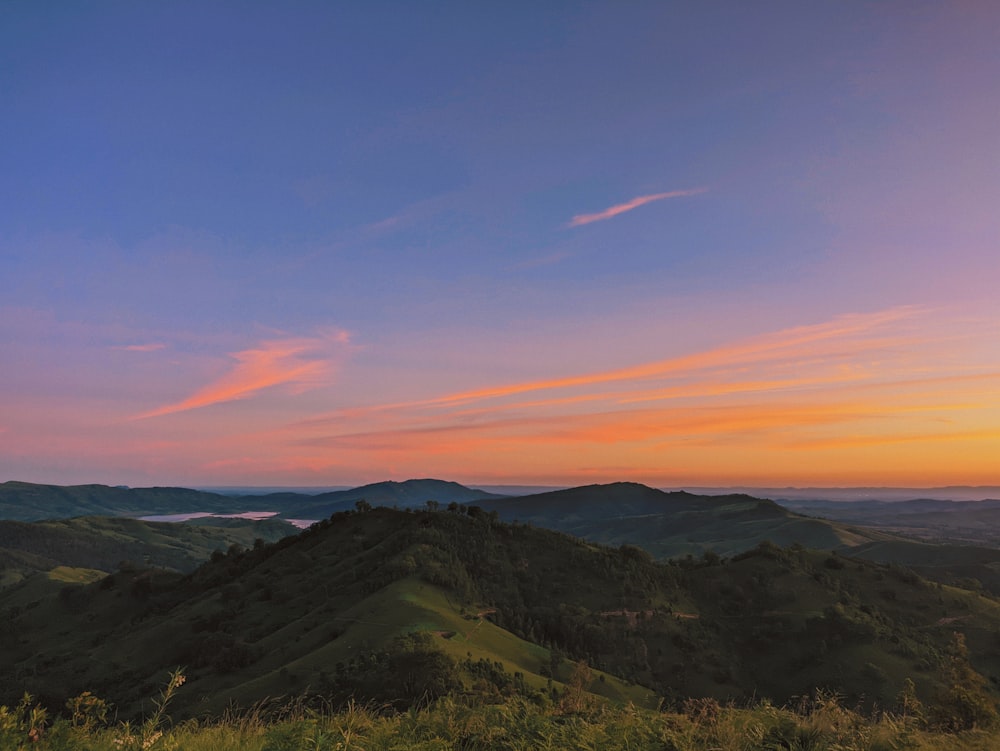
[475,483,1000,596]
[274,478,507,519]
[0,481,246,521]
[4,505,1000,721]
[0,478,503,523]
[477,482,895,558]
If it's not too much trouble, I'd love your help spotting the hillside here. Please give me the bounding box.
[272,478,506,519]
[4,505,1000,722]
[479,483,1000,596]
[0,515,296,586]
[479,482,896,558]
[0,478,502,523]
[779,498,1000,547]
[0,481,246,521]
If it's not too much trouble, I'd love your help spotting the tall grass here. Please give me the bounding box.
[3,678,1000,751]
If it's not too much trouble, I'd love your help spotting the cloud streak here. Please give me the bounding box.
[267,304,1000,485]
[568,188,708,227]
[136,330,350,419]
[303,305,924,421]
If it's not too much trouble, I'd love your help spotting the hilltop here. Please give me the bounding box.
[478,482,896,557]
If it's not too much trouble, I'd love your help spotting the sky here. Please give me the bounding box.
[2,1,999,489]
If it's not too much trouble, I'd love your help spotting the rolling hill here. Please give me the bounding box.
[778,498,1000,547]
[0,478,503,523]
[477,483,1000,596]
[4,505,1000,721]
[271,478,506,519]
[477,482,897,558]
[0,515,296,586]
[0,481,248,521]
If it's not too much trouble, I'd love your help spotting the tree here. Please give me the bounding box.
[931,632,998,731]
[355,499,372,513]
[560,660,595,714]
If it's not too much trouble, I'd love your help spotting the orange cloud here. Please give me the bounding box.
[321,305,925,418]
[298,400,880,454]
[568,188,708,227]
[262,305,1000,487]
[136,330,350,419]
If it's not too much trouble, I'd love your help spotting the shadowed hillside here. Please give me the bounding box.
[0,479,503,523]
[0,482,246,521]
[0,515,296,586]
[479,482,896,558]
[779,498,1000,547]
[4,505,1000,724]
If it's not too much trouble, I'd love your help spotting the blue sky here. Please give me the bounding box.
[2,2,999,487]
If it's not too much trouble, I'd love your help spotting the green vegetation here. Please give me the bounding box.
[0,482,240,521]
[780,498,1000,548]
[0,479,501,523]
[3,676,1000,751]
[0,515,295,584]
[479,482,899,558]
[5,489,1000,750]
[4,506,1000,725]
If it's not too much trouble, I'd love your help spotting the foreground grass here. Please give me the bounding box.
[4,688,1000,751]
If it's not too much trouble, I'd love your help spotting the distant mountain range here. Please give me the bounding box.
[688,486,1000,502]
[0,478,502,522]
[9,478,1000,593]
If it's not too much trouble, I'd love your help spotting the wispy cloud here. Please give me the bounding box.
[291,306,936,453]
[114,342,167,352]
[136,329,351,419]
[568,188,708,227]
[314,305,923,418]
[272,303,1000,486]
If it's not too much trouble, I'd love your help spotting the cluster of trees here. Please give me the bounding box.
[11,502,1000,726]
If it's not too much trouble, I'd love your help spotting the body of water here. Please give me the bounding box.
[139,511,317,529]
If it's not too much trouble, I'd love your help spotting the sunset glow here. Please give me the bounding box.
[2,3,998,488]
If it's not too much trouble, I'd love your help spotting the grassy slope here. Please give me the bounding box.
[7,692,1000,751]
[4,507,1000,721]
[0,515,296,582]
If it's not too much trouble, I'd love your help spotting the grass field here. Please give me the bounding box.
[4,681,1000,751]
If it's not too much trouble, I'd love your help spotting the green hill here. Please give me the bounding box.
[0,478,503,523]
[3,505,1000,722]
[0,481,243,521]
[0,515,295,586]
[479,482,896,557]
[274,478,506,518]
[780,498,1000,547]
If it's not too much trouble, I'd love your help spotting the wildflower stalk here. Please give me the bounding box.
[114,668,186,750]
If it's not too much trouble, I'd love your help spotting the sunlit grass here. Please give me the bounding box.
[5,681,1000,751]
